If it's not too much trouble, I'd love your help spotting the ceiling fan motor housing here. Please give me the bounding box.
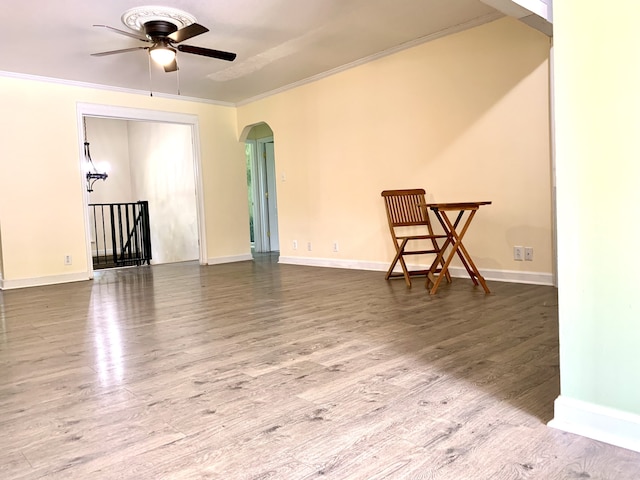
[143,20,178,40]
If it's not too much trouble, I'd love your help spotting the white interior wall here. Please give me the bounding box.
[85,117,134,255]
[127,121,199,264]
[84,117,198,265]
[85,117,134,203]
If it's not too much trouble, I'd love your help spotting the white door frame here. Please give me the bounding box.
[256,136,272,251]
[76,103,208,277]
[264,141,279,251]
[251,136,278,252]
[246,139,260,252]
[247,139,267,253]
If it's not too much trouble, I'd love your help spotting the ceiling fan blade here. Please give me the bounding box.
[164,59,178,73]
[91,46,148,57]
[168,23,209,43]
[93,24,149,42]
[177,44,237,62]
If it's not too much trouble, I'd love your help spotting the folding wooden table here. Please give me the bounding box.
[423,201,492,295]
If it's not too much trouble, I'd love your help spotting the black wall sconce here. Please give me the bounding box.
[83,118,108,192]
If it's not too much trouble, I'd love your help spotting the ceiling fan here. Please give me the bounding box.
[91,19,237,72]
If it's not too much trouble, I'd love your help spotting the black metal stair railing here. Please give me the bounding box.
[89,201,152,269]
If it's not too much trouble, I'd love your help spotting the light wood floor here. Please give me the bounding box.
[1,258,638,479]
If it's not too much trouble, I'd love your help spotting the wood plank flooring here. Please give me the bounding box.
[0,258,638,479]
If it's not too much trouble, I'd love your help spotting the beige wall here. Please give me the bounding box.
[0,227,3,280]
[0,77,248,285]
[237,18,552,278]
[0,17,551,287]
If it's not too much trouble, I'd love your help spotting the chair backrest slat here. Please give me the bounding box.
[381,189,428,227]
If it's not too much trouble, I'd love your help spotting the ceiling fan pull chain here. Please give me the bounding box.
[177,68,181,96]
[148,54,153,97]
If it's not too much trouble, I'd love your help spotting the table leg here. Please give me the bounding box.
[446,210,479,286]
[426,211,455,294]
[427,208,490,294]
[441,210,490,294]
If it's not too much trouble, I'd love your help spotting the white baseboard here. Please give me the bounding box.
[279,256,389,271]
[207,253,253,265]
[480,267,554,286]
[0,257,553,289]
[278,256,554,286]
[548,395,640,453]
[0,255,254,290]
[0,272,90,290]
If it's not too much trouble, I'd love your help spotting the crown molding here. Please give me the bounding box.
[2,12,504,108]
[236,12,504,106]
[0,70,235,107]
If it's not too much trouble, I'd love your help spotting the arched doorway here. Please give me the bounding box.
[243,123,279,256]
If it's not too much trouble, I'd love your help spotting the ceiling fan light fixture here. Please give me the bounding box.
[149,45,176,66]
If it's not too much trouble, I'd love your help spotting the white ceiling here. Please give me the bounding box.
[0,1,504,104]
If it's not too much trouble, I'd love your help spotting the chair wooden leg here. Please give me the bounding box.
[385,239,404,279]
[398,255,412,287]
[385,255,400,280]
[385,239,413,287]
[385,236,448,289]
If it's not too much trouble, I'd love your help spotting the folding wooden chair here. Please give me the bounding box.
[381,189,450,287]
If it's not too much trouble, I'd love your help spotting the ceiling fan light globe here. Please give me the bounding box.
[150,46,176,66]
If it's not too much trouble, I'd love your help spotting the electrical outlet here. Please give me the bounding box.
[64,255,72,265]
[293,240,298,250]
[525,247,533,261]
[333,241,339,253]
[307,241,312,251]
[513,246,524,261]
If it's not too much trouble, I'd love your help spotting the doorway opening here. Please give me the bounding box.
[244,123,279,258]
[77,104,208,277]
